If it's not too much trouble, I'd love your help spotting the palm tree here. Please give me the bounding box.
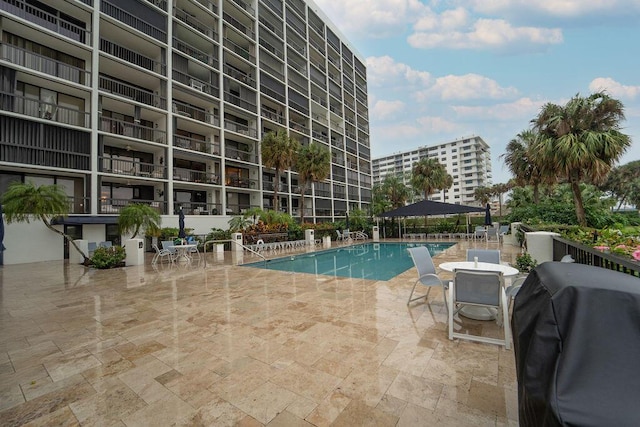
[501,129,553,204]
[410,158,451,200]
[295,143,330,223]
[532,92,631,226]
[118,203,161,238]
[383,175,411,209]
[600,160,640,210]
[473,186,492,205]
[1,181,90,263]
[490,182,511,217]
[261,130,300,212]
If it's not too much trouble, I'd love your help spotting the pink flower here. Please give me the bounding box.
[633,249,640,261]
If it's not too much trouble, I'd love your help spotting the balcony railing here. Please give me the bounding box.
[259,38,284,60]
[67,196,90,214]
[100,198,166,214]
[100,157,166,178]
[223,64,256,88]
[173,167,219,184]
[261,108,284,124]
[99,75,166,109]
[1,0,90,45]
[262,180,289,193]
[192,0,218,15]
[225,203,257,215]
[289,120,308,134]
[230,0,254,15]
[312,130,328,143]
[174,8,217,40]
[260,84,285,103]
[100,38,165,75]
[223,12,254,38]
[310,93,327,107]
[173,70,219,97]
[223,37,255,63]
[0,139,90,170]
[144,0,166,11]
[100,116,166,143]
[101,1,166,42]
[0,92,89,127]
[173,135,220,155]
[1,44,90,85]
[173,101,219,125]
[225,175,258,189]
[259,14,283,38]
[174,202,221,216]
[173,38,219,69]
[225,146,257,163]
[224,91,256,113]
[224,119,257,138]
[552,235,640,277]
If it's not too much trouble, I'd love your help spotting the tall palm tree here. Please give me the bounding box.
[532,92,631,226]
[295,143,330,223]
[261,130,300,212]
[383,174,411,209]
[501,129,552,204]
[600,160,640,210]
[1,181,89,263]
[473,186,492,206]
[118,203,161,238]
[410,158,451,200]
[490,182,511,217]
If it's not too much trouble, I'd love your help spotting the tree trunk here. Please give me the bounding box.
[533,184,540,204]
[41,215,89,263]
[570,180,587,226]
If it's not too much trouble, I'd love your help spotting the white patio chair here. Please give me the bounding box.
[152,243,173,265]
[406,246,448,312]
[161,240,178,261]
[336,230,344,241]
[466,249,501,264]
[448,269,510,349]
[486,227,500,243]
[473,226,486,240]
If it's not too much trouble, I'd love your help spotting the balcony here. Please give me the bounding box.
[223,91,257,113]
[223,12,254,38]
[173,70,219,98]
[259,13,283,38]
[99,75,166,109]
[1,43,90,85]
[312,130,328,143]
[173,167,219,184]
[223,37,255,63]
[262,180,289,193]
[225,145,257,163]
[1,0,90,45]
[100,198,166,214]
[101,1,166,42]
[259,37,284,60]
[100,38,165,75]
[173,135,220,155]
[192,0,218,15]
[173,38,219,69]
[223,64,256,88]
[289,120,308,134]
[225,175,258,189]
[261,108,284,124]
[225,202,257,215]
[100,157,166,178]
[173,101,219,126]
[0,91,90,127]
[173,201,221,215]
[230,0,254,15]
[224,119,257,139]
[99,116,166,143]
[173,8,217,40]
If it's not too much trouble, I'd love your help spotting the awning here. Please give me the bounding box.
[51,216,119,225]
[380,200,485,217]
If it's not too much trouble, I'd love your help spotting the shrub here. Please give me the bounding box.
[515,252,537,273]
[91,246,126,269]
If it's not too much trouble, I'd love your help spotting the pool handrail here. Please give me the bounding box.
[202,239,266,268]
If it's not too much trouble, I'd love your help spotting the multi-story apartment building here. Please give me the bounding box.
[0,0,371,242]
[372,136,492,206]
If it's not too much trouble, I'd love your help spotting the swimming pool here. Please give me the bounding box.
[243,242,455,281]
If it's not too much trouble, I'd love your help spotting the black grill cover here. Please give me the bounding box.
[512,262,640,427]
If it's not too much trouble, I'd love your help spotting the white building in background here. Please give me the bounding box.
[0,0,371,264]
[372,136,492,206]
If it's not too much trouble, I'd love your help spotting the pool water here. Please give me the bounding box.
[243,242,455,281]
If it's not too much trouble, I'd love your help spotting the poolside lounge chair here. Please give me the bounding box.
[473,226,486,240]
[486,226,500,243]
[406,246,448,312]
[448,269,510,349]
[336,230,345,241]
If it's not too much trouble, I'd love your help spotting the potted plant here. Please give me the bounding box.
[515,252,537,274]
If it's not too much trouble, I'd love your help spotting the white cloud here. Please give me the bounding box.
[452,97,545,120]
[365,56,432,87]
[465,0,640,18]
[417,74,518,101]
[372,100,405,120]
[416,116,460,133]
[408,19,563,51]
[589,77,640,100]
[312,0,429,38]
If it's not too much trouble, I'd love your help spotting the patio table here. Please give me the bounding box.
[169,244,197,263]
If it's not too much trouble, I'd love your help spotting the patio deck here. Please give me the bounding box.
[0,239,521,426]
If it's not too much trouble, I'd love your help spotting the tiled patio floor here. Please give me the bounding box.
[0,239,521,426]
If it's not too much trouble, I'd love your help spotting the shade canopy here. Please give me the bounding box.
[178,208,186,238]
[379,200,485,218]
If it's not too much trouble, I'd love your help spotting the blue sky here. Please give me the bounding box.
[313,0,640,183]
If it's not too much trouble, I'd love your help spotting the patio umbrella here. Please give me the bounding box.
[0,203,5,266]
[178,207,186,239]
[484,203,493,226]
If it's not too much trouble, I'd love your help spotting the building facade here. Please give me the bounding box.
[372,136,492,206]
[0,0,371,231]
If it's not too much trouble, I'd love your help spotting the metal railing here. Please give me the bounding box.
[223,119,257,138]
[223,11,254,38]
[552,235,639,277]
[223,64,256,88]
[173,37,218,68]
[173,135,220,155]
[173,167,220,184]
[100,157,165,178]
[173,69,219,97]
[174,8,217,39]
[99,198,166,214]
[173,101,219,125]
[100,38,165,75]
[223,37,255,63]
[174,202,221,215]
[0,92,90,127]
[100,116,166,143]
[203,239,266,268]
[99,75,165,108]
[101,1,165,42]
[1,43,90,85]
[223,91,257,113]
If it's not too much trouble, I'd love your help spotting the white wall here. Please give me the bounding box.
[2,220,65,264]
